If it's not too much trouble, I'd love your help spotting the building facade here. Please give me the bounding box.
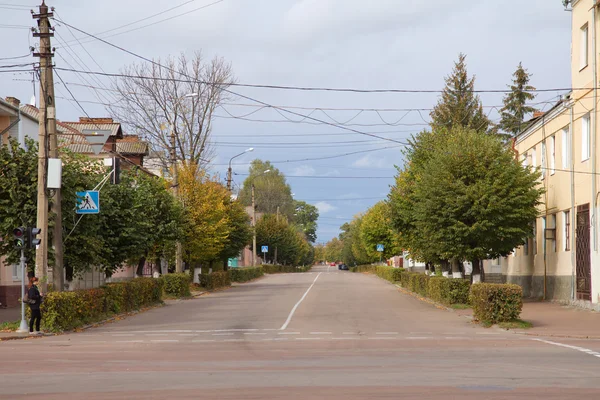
[484,0,600,304]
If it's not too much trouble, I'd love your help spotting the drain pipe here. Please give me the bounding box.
[570,96,576,300]
[592,5,598,300]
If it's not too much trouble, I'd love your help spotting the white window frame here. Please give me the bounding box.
[522,152,528,167]
[12,263,21,281]
[549,135,555,175]
[563,210,571,251]
[562,127,570,169]
[550,214,556,252]
[541,141,546,179]
[582,114,590,161]
[581,24,589,70]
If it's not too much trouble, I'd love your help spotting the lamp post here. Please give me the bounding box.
[172,92,197,274]
[227,148,253,191]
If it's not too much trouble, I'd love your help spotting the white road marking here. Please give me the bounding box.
[111,334,134,337]
[192,339,216,343]
[150,340,179,343]
[280,272,322,330]
[145,334,169,337]
[332,337,356,340]
[295,337,323,341]
[406,337,430,340]
[533,338,600,359]
[116,340,144,343]
[376,332,399,335]
[177,334,198,337]
[244,332,267,335]
[213,333,234,336]
[196,329,259,333]
[310,332,332,335]
[278,332,300,335]
[110,330,193,334]
[269,338,290,341]
[368,337,397,340]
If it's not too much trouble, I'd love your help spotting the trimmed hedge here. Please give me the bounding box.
[160,273,191,298]
[408,273,430,297]
[428,277,470,305]
[40,277,163,332]
[261,264,311,274]
[375,266,404,282]
[199,271,231,290]
[230,267,264,283]
[350,264,377,273]
[470,283,523,323]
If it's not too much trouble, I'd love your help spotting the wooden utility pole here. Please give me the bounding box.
[171,126,183,273]
[252,184,256,266]
[274,206,279,264]
[32,1,56,292]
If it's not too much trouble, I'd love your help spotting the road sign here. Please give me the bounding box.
[76,191,100,214]
[377,244,384,252]
[81,129,111,155]
[261,245,269,253]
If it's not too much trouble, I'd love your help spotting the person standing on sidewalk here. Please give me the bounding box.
[28,277,43,335]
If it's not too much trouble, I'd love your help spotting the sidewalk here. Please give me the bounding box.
[514,301,600,338]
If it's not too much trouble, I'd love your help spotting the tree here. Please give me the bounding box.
[217,199,252,269]
[179,165,231,265]
[314,244,325,263]
[324,237,343,263]
[292,200,319,243]
[499,63,537,140]
[110,52,235,172]
[255,214,310,265]
[430,53,494,133]
[410,127,543,282]
[238,160,294,218]
[360,201,402,260]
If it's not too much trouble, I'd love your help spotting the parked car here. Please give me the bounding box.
[338,264,348,270]
[330,262,336,266]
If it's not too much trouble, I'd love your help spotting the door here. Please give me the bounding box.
[576,204,591,301]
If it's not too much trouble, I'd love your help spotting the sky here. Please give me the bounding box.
[1,0,573,243]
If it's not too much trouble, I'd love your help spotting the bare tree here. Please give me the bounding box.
[110,52,234,171]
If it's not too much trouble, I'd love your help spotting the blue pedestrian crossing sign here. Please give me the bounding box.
[261,245,269,253]
[377,244,384,252]
[76,191,100,214]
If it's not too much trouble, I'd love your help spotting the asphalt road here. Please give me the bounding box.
[1,265,599,399]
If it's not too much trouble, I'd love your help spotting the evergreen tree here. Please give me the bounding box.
[499,62,537,140]
[430,53,493,133]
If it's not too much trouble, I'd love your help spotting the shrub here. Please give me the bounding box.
[160,273,191,298]
[261,264,309,274]
[375,266,404,282]
[350,264,377,274]
[230,267,264,283]
[199,271,231,290]
[470,283,523,324]
[408,273,429,297]
[40,277,163,332]
[428,277,470,305]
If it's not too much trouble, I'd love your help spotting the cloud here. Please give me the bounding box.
[292,165,316,176]
[352,154,389,169]
[315,201,337,214]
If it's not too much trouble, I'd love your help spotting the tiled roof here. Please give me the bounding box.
[62,122,122,137]
[116,141,149,155]
[19,104,39,121]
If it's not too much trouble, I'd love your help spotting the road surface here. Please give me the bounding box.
[1,265,599,399]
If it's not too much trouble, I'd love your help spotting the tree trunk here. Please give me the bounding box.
[136,255,146,277]
[451,259,462,279]
[429,262,436,275]
[441,260,450,278]
[471,259,482,284]
[152,257,161,278]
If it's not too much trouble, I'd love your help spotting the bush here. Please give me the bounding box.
[350,264,377,273]
[40,277,163,332]
[160,273,191,298]
[375,266,404,282]
[230,267,264,283]
[428,277,470,305]
[470,283,523,324]
[261,264,309,274]
[408,273,430,297]
[199,271,231,290]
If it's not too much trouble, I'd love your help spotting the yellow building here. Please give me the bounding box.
[485,0,600,304]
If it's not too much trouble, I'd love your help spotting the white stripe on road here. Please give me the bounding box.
[533,338,600,359]
[278,332,300,335]
[376,332,399,335]
[310,332,332,335]
[150,340,179,343]
[244,332,267,335]
[280,272,322,330]
[295,337,323,341]
[213,333,234,336]
[116,340,143,343]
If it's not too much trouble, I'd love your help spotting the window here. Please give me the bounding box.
[562,127,570,168]
[581,24,589,69]
[524,235,529,256]
[541,141,546,178]
[533,220,537,255]
[531,147,537,167]
[549,214,556,252]
[12,263,21,281]
[492,257,501,266]
[564,210,571,251]
[549,135,555,175]
[582,114,590,161]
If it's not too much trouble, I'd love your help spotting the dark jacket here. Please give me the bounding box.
[28,286,42,310]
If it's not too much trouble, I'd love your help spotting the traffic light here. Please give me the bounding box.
[13,227,25,249]
[27,227,41,249]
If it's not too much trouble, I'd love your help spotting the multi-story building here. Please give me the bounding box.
[485,0,600,305]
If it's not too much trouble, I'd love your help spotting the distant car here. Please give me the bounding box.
[338,264,348,270]
[330,262,336,266]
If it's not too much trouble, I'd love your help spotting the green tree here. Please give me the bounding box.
[411,127,543,281]
[430,53,494,133]
[238,160,294,219]
[217,199,252,269]
[360,201,401,260]
[255,213,309,265]
[292,200,319,243]
[324,237,343,263]
[499,63,537,140]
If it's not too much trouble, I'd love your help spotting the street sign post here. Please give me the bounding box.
[76,191,100,214]
[377,244,384,264]
[261,245,268,263]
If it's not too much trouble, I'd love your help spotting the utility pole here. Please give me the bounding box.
[226,167,232,192]
[252,184,256,266]
[171,125,183,273]
[274,206,279,265]
[32,1,55,292]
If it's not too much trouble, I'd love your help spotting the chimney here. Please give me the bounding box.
[5,97,20,108]
[533,111,545,119]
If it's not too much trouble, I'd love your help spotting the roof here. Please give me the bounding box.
[116,141,149,155]
[19,104,39,122]
[62,117,123,138]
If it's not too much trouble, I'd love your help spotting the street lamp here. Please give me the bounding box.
[227,147,254,191]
